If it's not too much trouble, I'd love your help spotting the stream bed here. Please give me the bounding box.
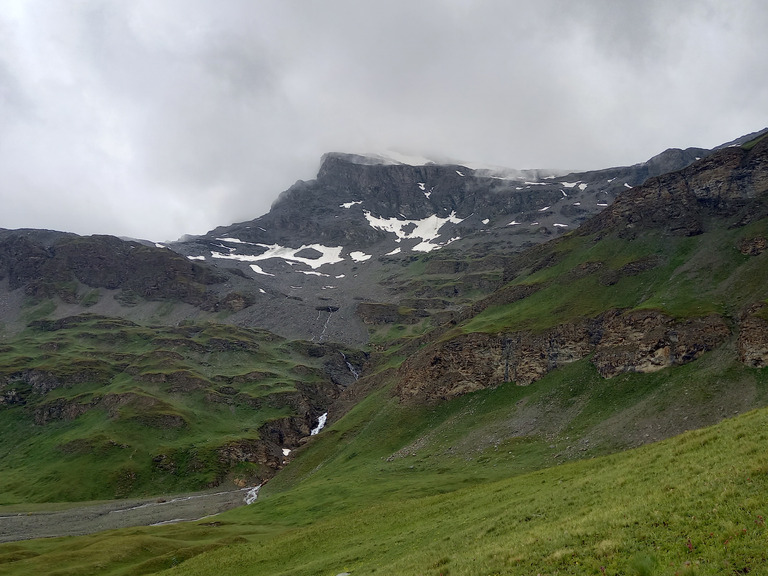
[0,485,259,543]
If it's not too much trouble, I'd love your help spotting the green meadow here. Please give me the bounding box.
[0,315,346,503]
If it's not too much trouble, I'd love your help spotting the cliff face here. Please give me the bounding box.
[395,310,738,402]
[198,145,711,255]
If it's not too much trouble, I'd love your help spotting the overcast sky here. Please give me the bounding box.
[1,1,766,241]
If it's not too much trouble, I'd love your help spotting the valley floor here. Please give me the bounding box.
[0,485,256,543]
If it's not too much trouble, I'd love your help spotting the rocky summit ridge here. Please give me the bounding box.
[1,128,766,347]
[164,136,742,343]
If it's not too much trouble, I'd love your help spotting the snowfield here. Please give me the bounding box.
[211,243,345,269]
[363,210,463,252]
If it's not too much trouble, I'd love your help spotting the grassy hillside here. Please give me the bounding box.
[0,314,352,502]
[2,385,766,575]
[458,217,768,336]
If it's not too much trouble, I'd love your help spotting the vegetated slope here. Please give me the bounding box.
[1,132,767,572]
[0,314,363,503]
[396,132,768,402]
[3,399,767,575]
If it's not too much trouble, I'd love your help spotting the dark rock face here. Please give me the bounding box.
[201,148,711,253]
[0,231,226,308]
[581,136,768,237]
[160,144,719,345]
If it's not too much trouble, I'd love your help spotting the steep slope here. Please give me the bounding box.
[167,144,718,344]
[396,132,768,401]
[0,231,234,334]
[0,136,749,348]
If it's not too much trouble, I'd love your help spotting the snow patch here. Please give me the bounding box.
[524,181,547,186]
[553,223,569,228]
[187,255,206,261]
[560,181,579,188]
[155,243,166,249]
[624,183,632,189]
[212,244,345,270]
[597,202,609,207]
[386,247,402,255]
[297,270,330,276]
[350,251,372,262]
[507,220,520,226]
[417,183,425,191]
[258,288,266,294]
[282,448,291,457]
[482,219,490,225]
[539,206,551,212]
[216,237,249,244]
[578,183,588,191]
[456,170,465,177]
[363,210,464,253]
[311,413,328,436]
[340,201,363,209]
[212,243,236,253]
[250,264,275,277]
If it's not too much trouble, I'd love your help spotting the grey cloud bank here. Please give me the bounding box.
[0,0,766,241]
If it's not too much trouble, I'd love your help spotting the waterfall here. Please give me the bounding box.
[341,352,359,381]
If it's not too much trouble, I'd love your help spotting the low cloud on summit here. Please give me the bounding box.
[1,0,766,241]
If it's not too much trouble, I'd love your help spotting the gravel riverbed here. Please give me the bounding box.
[0,485,259,543]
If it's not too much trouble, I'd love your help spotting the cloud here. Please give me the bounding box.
[0,0,766,240]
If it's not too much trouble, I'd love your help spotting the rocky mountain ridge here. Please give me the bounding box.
[396,132,768,403]
[3,130,765,347]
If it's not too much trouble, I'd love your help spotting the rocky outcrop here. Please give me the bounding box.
[581,135,768,237]
[591,311,730,378]
[396,309,732,402]
[738,305,768,368]
[216,439,284,472]
[737,235,768,256]
[33,392,185,426]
